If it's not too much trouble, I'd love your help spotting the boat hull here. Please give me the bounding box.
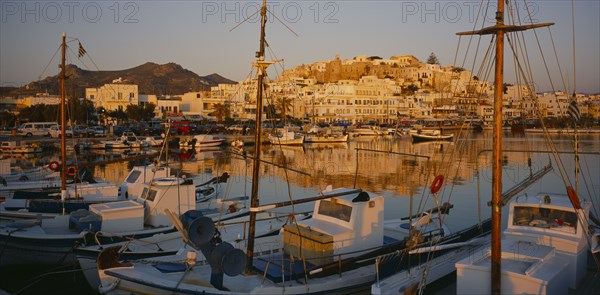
[0,222,176,266]
[268,136,304,145]
[410,133,454,143]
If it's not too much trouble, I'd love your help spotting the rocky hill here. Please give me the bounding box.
[3,62,235,98]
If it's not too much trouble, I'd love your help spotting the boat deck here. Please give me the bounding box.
[568,252,600,295]
[424,252,600,295]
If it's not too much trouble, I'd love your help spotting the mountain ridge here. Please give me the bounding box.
[1,62,236,98]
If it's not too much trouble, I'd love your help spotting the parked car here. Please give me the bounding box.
[89,126,108,137]
[17,122,58,137]
[196,124,225,134]
[73,125,90,137]
[49,125,73,138]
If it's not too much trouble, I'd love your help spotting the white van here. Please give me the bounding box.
[17,122,59,137]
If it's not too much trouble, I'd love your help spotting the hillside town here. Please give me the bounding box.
[2,54,599,127]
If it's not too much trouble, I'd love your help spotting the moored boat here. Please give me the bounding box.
[0,173,196,266]
[303,125,348,143]
[97,186,453,294]
[268,128,304,145]
[347,124,384,137]
[455,192,598,294]
[104,132,148,149]
[178,134,225,149]
[0,141,42,154]
[410,129,454,143]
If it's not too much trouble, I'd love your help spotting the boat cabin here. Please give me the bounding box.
[282,187,384,266]
[120,166,170,199]
[456,193,591,294]
[504,193,590,289]
[70,176,196,233]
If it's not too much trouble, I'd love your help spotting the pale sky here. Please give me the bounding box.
[1,1,599,93]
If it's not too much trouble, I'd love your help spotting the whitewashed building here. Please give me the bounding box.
[85,80,139,111]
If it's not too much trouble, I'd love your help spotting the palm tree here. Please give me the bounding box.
[275,96,293,120]
[211,103,230,122]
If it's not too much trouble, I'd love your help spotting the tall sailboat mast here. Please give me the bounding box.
[456,1,553,293]
[490,3,505,293]
[60,32,67,212]
[245,0,268,273]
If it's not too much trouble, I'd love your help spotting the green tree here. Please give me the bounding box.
[67,97,97,125]
[18,104,59,122]
[126,103,156,122]
[0,111,18,128]
[404,84,420,95]
[107,109,128,125]
[426,52,440,65]
[275,96,293,119]
[210,103,230,122]
[96,106,107,125]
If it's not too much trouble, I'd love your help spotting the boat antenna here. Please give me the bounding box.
[456,1,553,292]
[245,0,268,273]
[60,32,67,215]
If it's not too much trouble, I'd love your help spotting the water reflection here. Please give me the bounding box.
[2,132,598,229]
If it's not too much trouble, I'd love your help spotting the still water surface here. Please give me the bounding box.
[1,131,598,294]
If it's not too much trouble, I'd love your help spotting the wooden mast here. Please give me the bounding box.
[456,1,553,293]
[490,4,505,293]
[60,32,67,213]
[245,0,268,273]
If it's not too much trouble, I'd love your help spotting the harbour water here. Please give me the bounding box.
[1,131,599,294]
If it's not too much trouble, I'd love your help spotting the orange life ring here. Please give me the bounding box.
[66,166,78,177]
[48,161,60,171]
[566,186,581,209]
[430,175,444,194]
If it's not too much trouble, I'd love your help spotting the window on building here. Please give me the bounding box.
[118,93,123,100]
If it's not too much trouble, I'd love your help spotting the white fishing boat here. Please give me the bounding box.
[76,209,310,290]
[0,161,59,186]
[104,132,147,149]
[0,172,198,266]
[0,160,70,200]
[456,192,598,294]
[87,140,108,149]
[347,124,384,137]
[303,126,348,143]
[0,179,63,200]
[142,136,164,147]
[97,186,453,294]
[268,127,304,145]
[372,235,491,295]
[179,135,225,149]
